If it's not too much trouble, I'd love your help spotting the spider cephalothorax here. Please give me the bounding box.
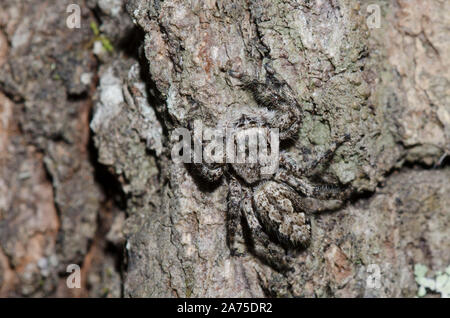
[190,67,351,270]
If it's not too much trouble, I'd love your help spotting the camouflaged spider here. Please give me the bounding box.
[191,67,351,270]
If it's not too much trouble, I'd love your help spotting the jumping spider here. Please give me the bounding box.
[191,67,351,270]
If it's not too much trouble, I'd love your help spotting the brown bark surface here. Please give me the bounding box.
[0,0,448,297]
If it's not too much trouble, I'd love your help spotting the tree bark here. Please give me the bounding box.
[0,0,449,297]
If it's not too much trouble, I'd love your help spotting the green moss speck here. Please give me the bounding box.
[90,22,114,53]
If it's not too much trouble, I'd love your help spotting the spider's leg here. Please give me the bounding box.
[277,133,352,202]
[263,73,302,142]
[275,169,348,202]
[303,134,350,173]
[241,189,292,271]
[280,134,350,175]
[227,175,244,256]
[228,70,301,142]
[190,126,225,182]
[191,134,225,182]
[301,197,344,213]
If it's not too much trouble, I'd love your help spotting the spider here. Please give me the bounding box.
[190,67,351,270]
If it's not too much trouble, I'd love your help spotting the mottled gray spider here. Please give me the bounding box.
[191,68,351,270]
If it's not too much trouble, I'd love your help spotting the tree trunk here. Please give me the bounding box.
[0,0,448,297]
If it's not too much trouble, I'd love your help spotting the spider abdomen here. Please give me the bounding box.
[253,181,312,248]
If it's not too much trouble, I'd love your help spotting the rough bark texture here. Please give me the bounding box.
[0,0,449,297]
[0,0,126,297]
